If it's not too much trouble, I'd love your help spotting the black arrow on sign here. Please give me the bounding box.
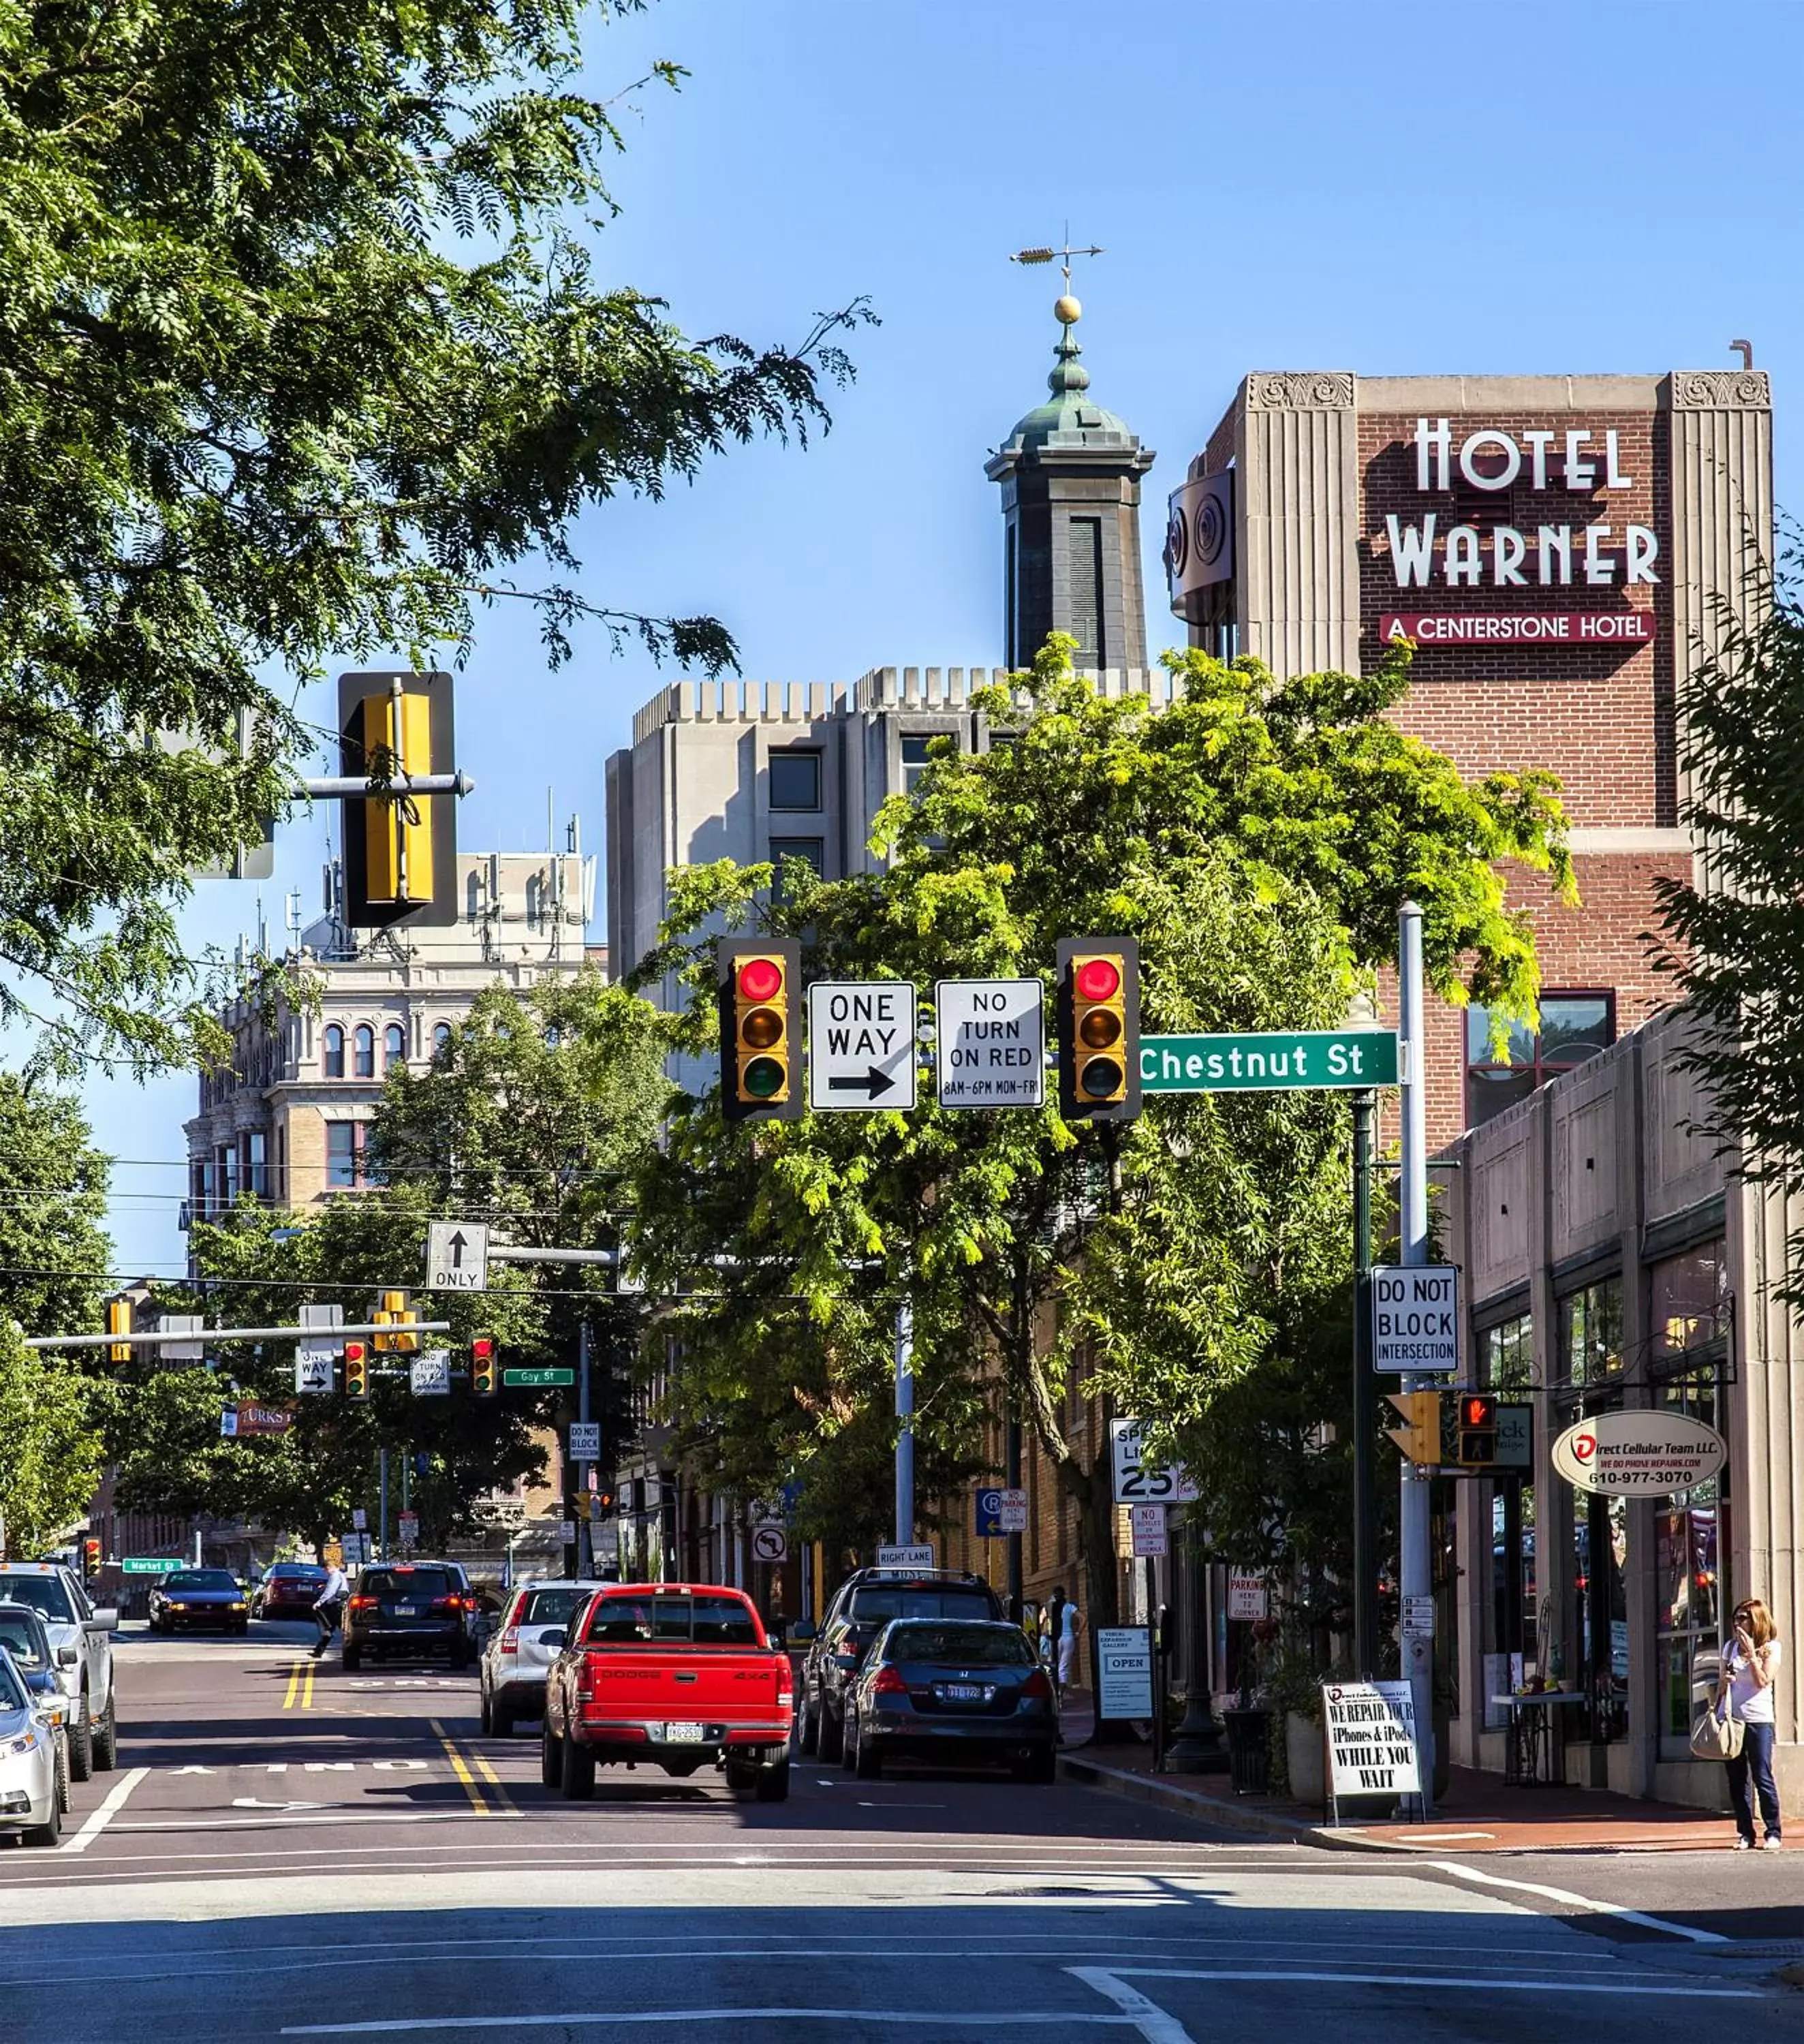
[447,1230,467,1267]
[828,1066,897,1099]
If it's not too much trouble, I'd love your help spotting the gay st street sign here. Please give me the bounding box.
[1138,1028,1399,1095]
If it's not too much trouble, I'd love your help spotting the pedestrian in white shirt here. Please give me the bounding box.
[311,1562,350,1661]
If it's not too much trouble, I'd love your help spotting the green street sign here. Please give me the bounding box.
[503,1367,575,1388]
[121,1557,178,1575]
[1139,1028,1399,1095]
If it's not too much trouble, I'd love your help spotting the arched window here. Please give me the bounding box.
[354,1023,375,1079]
[323,1024,345,1079]
[433,1021,452,1057]
[384,1023,405,1069]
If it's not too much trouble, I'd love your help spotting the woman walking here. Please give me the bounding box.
[1722,1598,1782,1850]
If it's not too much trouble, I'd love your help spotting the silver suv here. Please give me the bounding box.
[0,1565,118,1780]
[480,1579,606,1737]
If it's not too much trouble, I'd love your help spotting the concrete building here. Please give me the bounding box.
[183,848,595,1222]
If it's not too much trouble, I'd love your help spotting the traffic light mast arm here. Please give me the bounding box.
[25,1320,455,1350]
[300,773,475,799]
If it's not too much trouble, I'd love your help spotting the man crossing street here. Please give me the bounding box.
[311,1558,350,1660]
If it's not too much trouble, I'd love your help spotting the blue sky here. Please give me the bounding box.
[83,0,1804,1274]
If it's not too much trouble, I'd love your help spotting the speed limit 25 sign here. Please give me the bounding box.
[1109,1418,1198,1504]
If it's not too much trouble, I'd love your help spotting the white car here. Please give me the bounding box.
[0,1565,118,1781]
[479,1579,606,1737]
[0,1646,62,1846]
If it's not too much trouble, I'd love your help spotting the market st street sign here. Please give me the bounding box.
[1138,1028,1399,1095]
[1552,1410,1726,1496]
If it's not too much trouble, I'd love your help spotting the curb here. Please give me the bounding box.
[1057,1750,1398,1855]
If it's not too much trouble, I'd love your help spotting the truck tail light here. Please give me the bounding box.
[774,1658,793,1703]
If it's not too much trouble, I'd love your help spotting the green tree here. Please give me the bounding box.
[0,1074,112,1338]
[0,0,866,1070]
[633,636,1572,1620]
[0,1320,108,1558]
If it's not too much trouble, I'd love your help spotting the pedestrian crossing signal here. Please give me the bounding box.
[1457,1393,1498,1465]
[106,1297,134,1363]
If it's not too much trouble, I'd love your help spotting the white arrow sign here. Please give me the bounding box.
[426,1220,489,1292]
[935,978,1044,1109]
[295,1347,336,1395]
[807,980,917,1111]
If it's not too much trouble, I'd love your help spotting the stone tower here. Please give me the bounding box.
[986,297,1155,673]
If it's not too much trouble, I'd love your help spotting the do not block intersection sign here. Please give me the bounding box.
[1371,1265,1461,1375]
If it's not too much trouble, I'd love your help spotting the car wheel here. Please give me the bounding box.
[1016,1747,1057,1784]
[559,1735,595,1801]
[342,1646,362,1672]
[479,1689,493,1737]
[853,1724,882,1780]
[797,1694,820,1757]
[491,1699,513,1739]
[234,1620,249,1637]
[55,1736,69,1814]
[839,1711,860,1772]
[94,1694,118,1772]
[25,1791,60,1848]
[818,1698,844,1765]
[67,1697,93,1782]
[754,1759,792,1803]
[723,1757,758,1797]
[450,1643,470,1672]
[541,1720,561,1788]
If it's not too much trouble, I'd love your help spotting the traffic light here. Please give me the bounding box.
[717,936,803,1123]
[343,1340,369,1399]
[106,1297,134,1363]
[1386,1389,1442,1465]
[1457,1393,1499,1466]
[1056,936,1142,1123]
[337,670,457,929]
[471,1336,497,1397]
[372,1289,418,1353]
[82,1538,101,1576]
[595,1484,617,1513]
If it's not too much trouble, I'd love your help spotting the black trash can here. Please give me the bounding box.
[1223,1707,1272,1795]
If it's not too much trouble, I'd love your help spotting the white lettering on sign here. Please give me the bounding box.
[1371,1266,1461,1375]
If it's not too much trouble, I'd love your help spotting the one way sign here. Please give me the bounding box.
[426,1220,489,1292]
[807,981,917,1112]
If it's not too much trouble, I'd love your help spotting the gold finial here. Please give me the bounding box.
[1010,230,1104,332]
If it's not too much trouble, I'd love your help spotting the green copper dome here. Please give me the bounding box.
[999,335,1139,456]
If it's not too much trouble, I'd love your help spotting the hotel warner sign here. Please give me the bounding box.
[1379,417,1658,649]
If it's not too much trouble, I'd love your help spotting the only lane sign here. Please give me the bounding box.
[426,1220,488,1291]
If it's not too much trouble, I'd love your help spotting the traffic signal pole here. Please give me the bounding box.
[894,1297,914,1547]
[577,1321,594,1581]
[1398,901,1435,1815]
[1351,1089,1378,1682]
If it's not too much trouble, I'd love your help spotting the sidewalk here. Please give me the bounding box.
[1055,1698,1737,1855]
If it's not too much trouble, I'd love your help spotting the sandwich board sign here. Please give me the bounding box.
[1322,1679,1421,1823]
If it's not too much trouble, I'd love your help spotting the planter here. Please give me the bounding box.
[1284,1709,1325,1808]
[1223,1707,1272,1795]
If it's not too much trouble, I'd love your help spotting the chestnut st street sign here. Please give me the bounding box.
[1137,1028,1399,1095]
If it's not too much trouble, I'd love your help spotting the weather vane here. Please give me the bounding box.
[1010,230,1105,329]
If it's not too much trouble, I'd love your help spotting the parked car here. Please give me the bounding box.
[794,1568,1004,1763]
[843,1617,1057,1782]
[253,1563,329,1621]
[0,1607,71,1811]
[480,1579,606,1737]
[542,1582,792,1802]
[0,1647,62,1845]
[0,1563,117,1782]
[342,1561,477,1670]
[149,1568,250,1635]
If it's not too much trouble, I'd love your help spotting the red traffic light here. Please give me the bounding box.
[737,956,783,1003]
[471,1337,494,1362]
[1074,956,1121,1002]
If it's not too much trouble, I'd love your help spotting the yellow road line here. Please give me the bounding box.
[429,1717,492,1817]
[302,1658,316,1711]
[469,1750,519,1817]
[282,1658,304,1710]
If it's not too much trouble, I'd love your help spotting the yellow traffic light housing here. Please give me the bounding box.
[337,670,457,930]
[1056,935,1142,1124]
[471,1337,497,1397]
[373,1289,418,1354]
[343,1340,369,1399]
[106,1297,134,1363]
[1386,1390,1442,1465]
[717,938,803,1123]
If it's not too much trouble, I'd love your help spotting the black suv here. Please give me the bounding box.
[792,1568,1004,1762]
[342,1561,476,1670]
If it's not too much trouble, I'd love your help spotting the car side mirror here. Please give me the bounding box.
[87,1609,119,1632]
[57,1647,78,1669]
[788,1620,816,1645]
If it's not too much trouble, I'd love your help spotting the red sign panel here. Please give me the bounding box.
[1380,611,1655,647]
[234,1402,296,1436]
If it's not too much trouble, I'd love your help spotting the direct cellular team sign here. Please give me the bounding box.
[1323,1681,1420,1799]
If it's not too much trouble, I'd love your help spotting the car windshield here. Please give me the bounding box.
[885,1623,1035,1667]
[586,1594,760,1647]
[845,1585,996,1627]
[270,1566,325,1581]
[521,1588,591,1628]
[364,1569,454,1598]
[165,1571,238,1592]
[0,1576,73,1623]
[0,1615,45,1667]
[0,1655,29,1711]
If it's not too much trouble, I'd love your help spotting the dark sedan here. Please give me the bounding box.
[253,1563,328,1620]
[842,1617,1057,1782]
[149,1569,249,1635]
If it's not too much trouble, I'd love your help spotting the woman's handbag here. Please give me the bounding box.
[1690,1685,1744,1762]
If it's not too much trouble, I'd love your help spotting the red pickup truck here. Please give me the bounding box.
[542,1582,793,1802]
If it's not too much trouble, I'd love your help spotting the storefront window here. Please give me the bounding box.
[1651,1241,1728,1369]
[1655,1357,1727,1756]
[1570,1487,1629,1740]
[1480,1312,1534,1391]
[1465,991,1615,1127]
[1557,1275,1623,1387]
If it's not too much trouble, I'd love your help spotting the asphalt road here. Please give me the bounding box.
[0,1622,1795,2041]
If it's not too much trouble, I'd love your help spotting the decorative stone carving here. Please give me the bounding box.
[1669,370,1771,409]
[1243,371,1355,411]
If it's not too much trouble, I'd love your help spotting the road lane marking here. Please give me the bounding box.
[1098,1966,1758,1999]
[1421,1860,1730,1943]
[283,1658,304,1709]
[467,1749,519,1817]
[302,1659,317,1710]
[283,2013,1153,2035]
[57,1765,149,1855]
[430,1718,516,1818]
[1068,1969,1196,2044]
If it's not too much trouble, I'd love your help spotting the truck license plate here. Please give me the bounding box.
[659,1721,706,1742]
